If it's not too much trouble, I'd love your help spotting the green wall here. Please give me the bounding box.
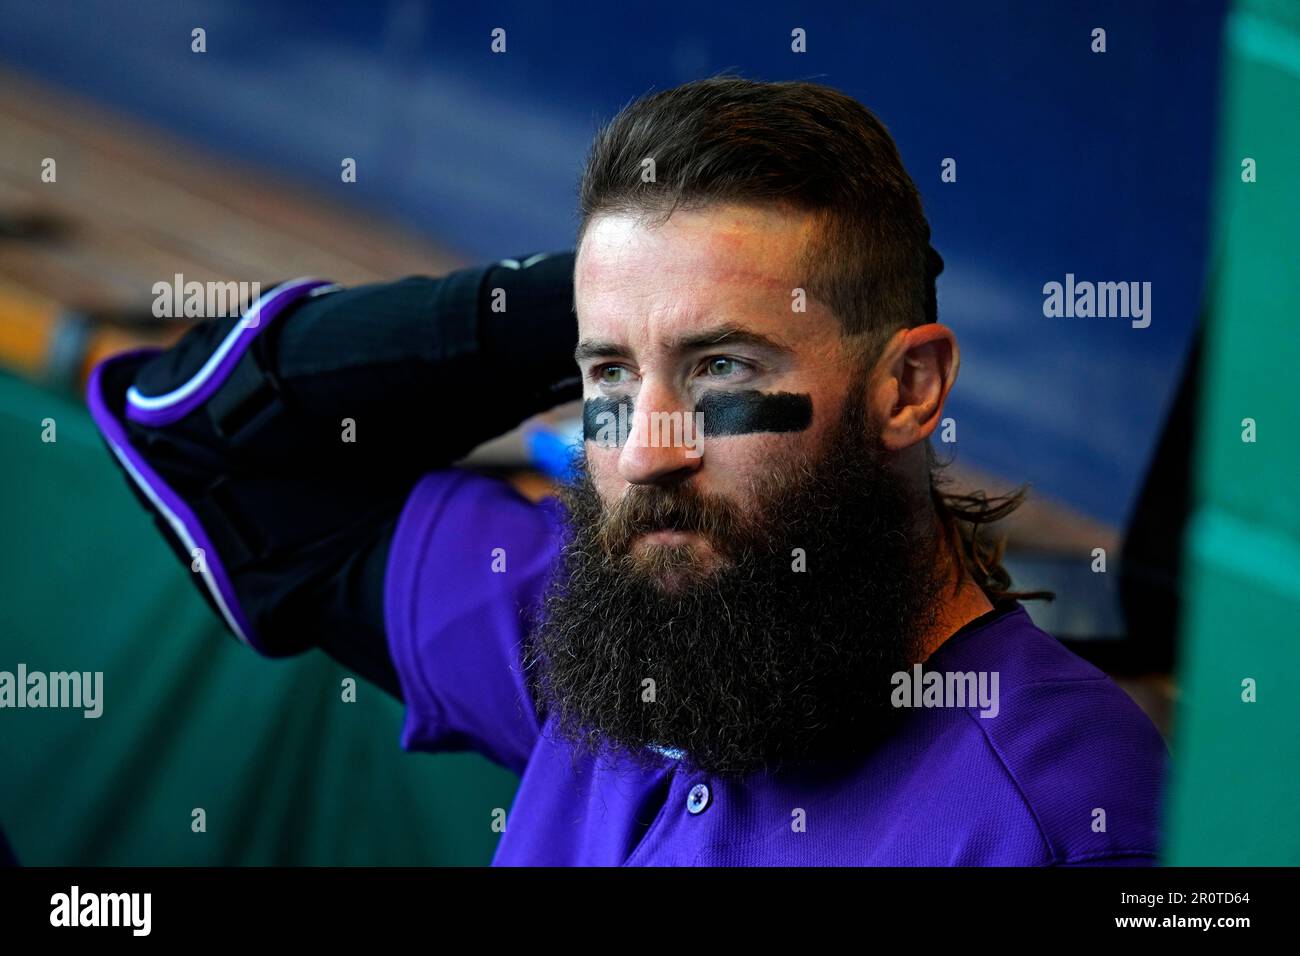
[1166,0,1300,866]
[0,371,519,865]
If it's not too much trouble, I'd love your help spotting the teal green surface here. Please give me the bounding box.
[0,371,520,865]
[1166,0,1300,865]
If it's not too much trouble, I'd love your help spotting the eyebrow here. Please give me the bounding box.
[573,323,792,363]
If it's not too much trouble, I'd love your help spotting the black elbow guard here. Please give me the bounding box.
[88,254,578,658]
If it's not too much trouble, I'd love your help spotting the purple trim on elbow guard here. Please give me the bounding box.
[87,350,262,651]
[124,277,333,427]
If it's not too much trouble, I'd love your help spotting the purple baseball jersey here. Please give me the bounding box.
[385,469,1168,866]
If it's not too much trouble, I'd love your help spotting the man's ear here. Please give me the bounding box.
[870,324,960,452]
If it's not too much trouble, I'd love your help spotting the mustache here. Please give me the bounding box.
[591,483,754,557]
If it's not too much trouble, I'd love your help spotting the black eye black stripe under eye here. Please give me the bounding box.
[582,391,812,440]
[582,397,630,441]
[695,391,812,434]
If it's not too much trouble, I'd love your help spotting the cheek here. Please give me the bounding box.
[584,443,623,498]
[694,435,807,496]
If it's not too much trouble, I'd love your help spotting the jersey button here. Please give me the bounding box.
[686,783,711,815]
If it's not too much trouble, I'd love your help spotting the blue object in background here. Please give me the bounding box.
[0,0,1228,528]
[525,418,582,482]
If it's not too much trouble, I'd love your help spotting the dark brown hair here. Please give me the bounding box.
[578,76,929,349]
[577,75,1042,603]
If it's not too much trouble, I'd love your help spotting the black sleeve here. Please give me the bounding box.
[88,253,579,700]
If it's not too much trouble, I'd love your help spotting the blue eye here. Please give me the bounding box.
[704,356,743,377]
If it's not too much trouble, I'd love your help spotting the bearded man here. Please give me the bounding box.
[89,76,1166,866]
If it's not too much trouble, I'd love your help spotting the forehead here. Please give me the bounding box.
[574,204,826,343]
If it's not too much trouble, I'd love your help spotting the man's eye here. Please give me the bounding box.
[596,365,631,384]
[703,356,747,377]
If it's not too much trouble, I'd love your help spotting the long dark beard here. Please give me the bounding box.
[524,391,943,778]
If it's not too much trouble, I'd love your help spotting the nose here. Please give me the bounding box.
[616,380,703,486]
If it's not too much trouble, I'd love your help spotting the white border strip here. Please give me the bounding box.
[105,437,250,646]
[125,277,322,412]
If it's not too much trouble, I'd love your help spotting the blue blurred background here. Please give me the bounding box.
[0,0,1227,525]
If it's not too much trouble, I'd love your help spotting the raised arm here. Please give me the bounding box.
[87,253,578,699]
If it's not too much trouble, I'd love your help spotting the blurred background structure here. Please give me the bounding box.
[0,0,1294,865]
